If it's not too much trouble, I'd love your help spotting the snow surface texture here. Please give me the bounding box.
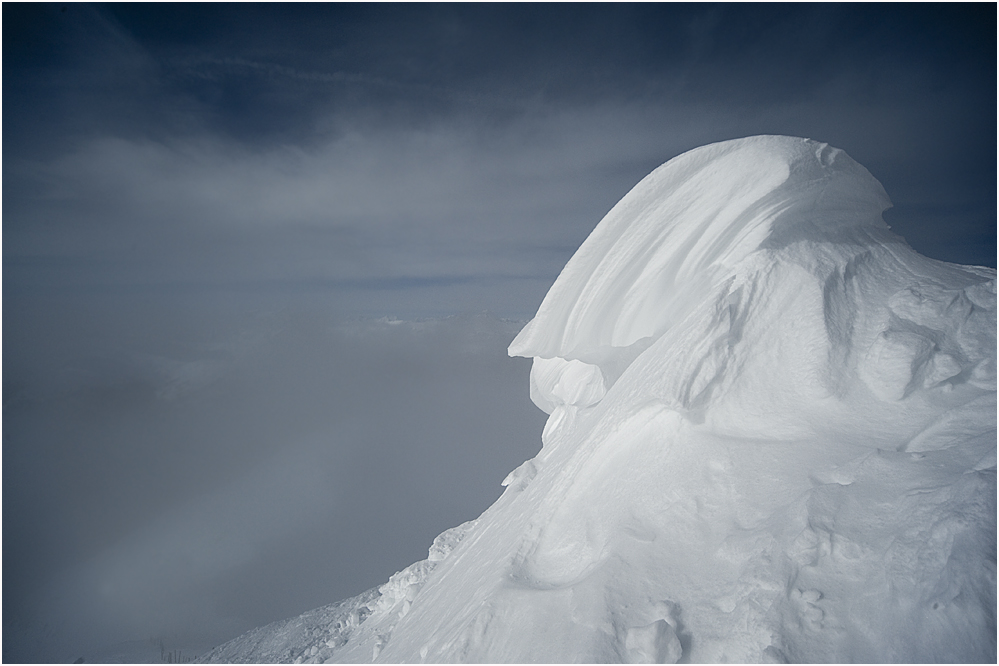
[200,136,996,663]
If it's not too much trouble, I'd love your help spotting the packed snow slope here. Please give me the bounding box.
[200,136,996,663]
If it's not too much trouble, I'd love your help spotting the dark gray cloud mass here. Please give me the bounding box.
[3,3,995,662]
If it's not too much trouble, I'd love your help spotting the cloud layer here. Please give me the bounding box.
[4,307,546,661]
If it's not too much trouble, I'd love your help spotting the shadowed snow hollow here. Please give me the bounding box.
[200,136,996,664]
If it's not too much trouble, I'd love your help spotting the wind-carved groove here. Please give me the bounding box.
[678,280,751,416]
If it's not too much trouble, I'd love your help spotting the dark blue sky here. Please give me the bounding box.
[5,2,996,308]
[3,3,996,662]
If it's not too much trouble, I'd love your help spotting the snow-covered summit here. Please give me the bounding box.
[202,136,995,663]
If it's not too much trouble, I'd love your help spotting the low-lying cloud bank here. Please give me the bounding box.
[4,304,546,662]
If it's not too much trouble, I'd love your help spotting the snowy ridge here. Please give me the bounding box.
[203,136,995,663]
[195,589,380,664]
[197,521,477,664]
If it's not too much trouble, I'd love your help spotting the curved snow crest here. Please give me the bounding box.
[509,135,892,367]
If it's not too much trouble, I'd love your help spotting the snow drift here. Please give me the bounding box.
[199,136,996,663]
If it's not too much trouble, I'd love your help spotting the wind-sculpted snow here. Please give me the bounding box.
[508,137,892,375]
[202,136,995,663]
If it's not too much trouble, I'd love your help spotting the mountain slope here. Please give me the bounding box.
[202,136,996,663]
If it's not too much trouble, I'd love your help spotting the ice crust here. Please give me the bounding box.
[201,136,996,663]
